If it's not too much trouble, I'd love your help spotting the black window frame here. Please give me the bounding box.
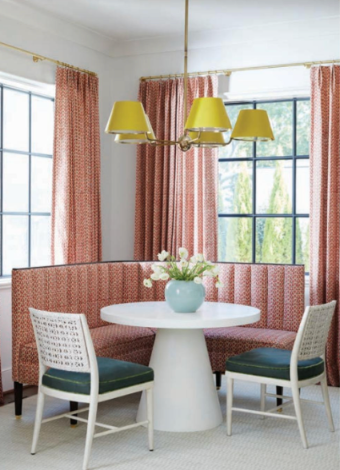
[0,83,54,277]
[218,97,310,269]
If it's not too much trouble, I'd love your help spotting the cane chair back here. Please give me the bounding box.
[293,301,336,362]
[30,308,93,373]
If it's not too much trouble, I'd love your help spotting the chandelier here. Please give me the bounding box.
[105,0,274,152]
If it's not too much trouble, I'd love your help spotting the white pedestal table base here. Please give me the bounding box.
[137,328,222,432]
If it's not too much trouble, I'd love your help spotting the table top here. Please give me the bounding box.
[100,301,260,329]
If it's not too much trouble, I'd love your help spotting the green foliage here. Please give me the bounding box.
[225,163,252,262]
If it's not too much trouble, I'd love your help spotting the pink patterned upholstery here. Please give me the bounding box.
[12,261,305,385]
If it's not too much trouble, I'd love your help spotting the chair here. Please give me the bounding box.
[225,301,336,448]
[29,308,154,470]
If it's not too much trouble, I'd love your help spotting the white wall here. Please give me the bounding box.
[0,7,339,391]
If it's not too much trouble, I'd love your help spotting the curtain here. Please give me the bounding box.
[310,65,340,386]
[51,67,102,265]
[134,76,218,261]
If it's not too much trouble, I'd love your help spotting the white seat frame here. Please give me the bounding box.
[29,308,154,470]
[226,301,336,448]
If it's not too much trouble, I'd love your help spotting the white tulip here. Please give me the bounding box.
[151,263,161,272]
[215,280,224,288]
[151,272,160,281]
[194,277,203,284]
[157,250,169,261]
[190,256,197,265]
[143,279,152,288]
[179,247,188,260]
[196,253,204,262]
[179,259,189,268]
[204,270,215,277]
[160,272,170,281]
[212,265,220,276]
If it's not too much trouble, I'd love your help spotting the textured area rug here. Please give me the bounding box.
[0,380,339,470]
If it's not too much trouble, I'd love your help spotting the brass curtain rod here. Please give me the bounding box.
[0,40,97,77]
[140,58,340,81]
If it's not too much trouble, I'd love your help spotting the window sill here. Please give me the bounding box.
[0,278,11,290]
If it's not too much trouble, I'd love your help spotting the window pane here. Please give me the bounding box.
[296,159,310,214]
[256,217,292,263]
[220,104,253,158]
[31,156,53,212]
[296,218,309,272]
[218,217,252,262]
[3,88,29,152]
[256,160,292,214]
[31,216,51,267]
[3,152,29,212]
[297,100,310,155]
[256,101,293,157]
[32,96,54,155]
[219,161,252,214]
[3,215,28,274]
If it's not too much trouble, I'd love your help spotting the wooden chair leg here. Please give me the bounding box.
[70,401,78,427]
[31,390,45,455]
[320,376,335,432]
[260,383,266,419]
[146,388,154,451]
[14,382,23,418]
[292,383,308,448]
[215,372,222,390]
[82,401,98,470]
[276,386,283,410]
[226,376,234,436]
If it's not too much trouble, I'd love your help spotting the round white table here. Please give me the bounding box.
[101,301,260,432]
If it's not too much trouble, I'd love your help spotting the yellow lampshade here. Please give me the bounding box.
[231,109,274,141]
[114,115,155,144]
[185,97,232,132]
[105,101,150,135]
[189,131,225,147]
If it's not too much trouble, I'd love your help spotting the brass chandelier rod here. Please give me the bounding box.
[0,40,97,77]
[140,58,340,82]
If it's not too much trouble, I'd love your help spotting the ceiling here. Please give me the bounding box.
[16,0,339,42]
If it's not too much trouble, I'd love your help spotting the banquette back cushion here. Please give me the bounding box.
[12,261,305,385]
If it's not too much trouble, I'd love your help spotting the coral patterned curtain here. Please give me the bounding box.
[310,65,340,386]
[134,76,218,261]
[52,67,102,264]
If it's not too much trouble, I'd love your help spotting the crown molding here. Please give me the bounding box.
[0,1,339,60]
[0,0,117,57]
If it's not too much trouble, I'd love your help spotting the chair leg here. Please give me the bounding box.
[215,372,222,390]
[14,382,23,418]
[320,376,335,432]
[226,376,234,436]
[70,401,78,427]
[260,383,266,419]
[276,386,283,410]
[146,388,154,451]
[292,384,308,448]
[82,400,98,470]
[31,390,45,455]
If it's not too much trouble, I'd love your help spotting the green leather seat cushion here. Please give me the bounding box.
[226,348,324,381]
[42,357,154,395]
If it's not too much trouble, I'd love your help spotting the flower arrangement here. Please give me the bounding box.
[143,247,224,288]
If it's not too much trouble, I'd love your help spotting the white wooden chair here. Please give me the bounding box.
[29,308,154,470]
[226,301,336,448]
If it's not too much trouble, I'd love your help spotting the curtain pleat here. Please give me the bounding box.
[134,76,218,261]
[310,65,340,386]
[51,67,102,264]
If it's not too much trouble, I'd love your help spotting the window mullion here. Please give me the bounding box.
[28,92,32,268]
[292,99,297,265]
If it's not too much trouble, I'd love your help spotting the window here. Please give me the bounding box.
[0,83,54,276]
[218,98,310,272]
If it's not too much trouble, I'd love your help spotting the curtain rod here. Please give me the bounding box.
[139,58,340,81]
[0,40,97,77]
